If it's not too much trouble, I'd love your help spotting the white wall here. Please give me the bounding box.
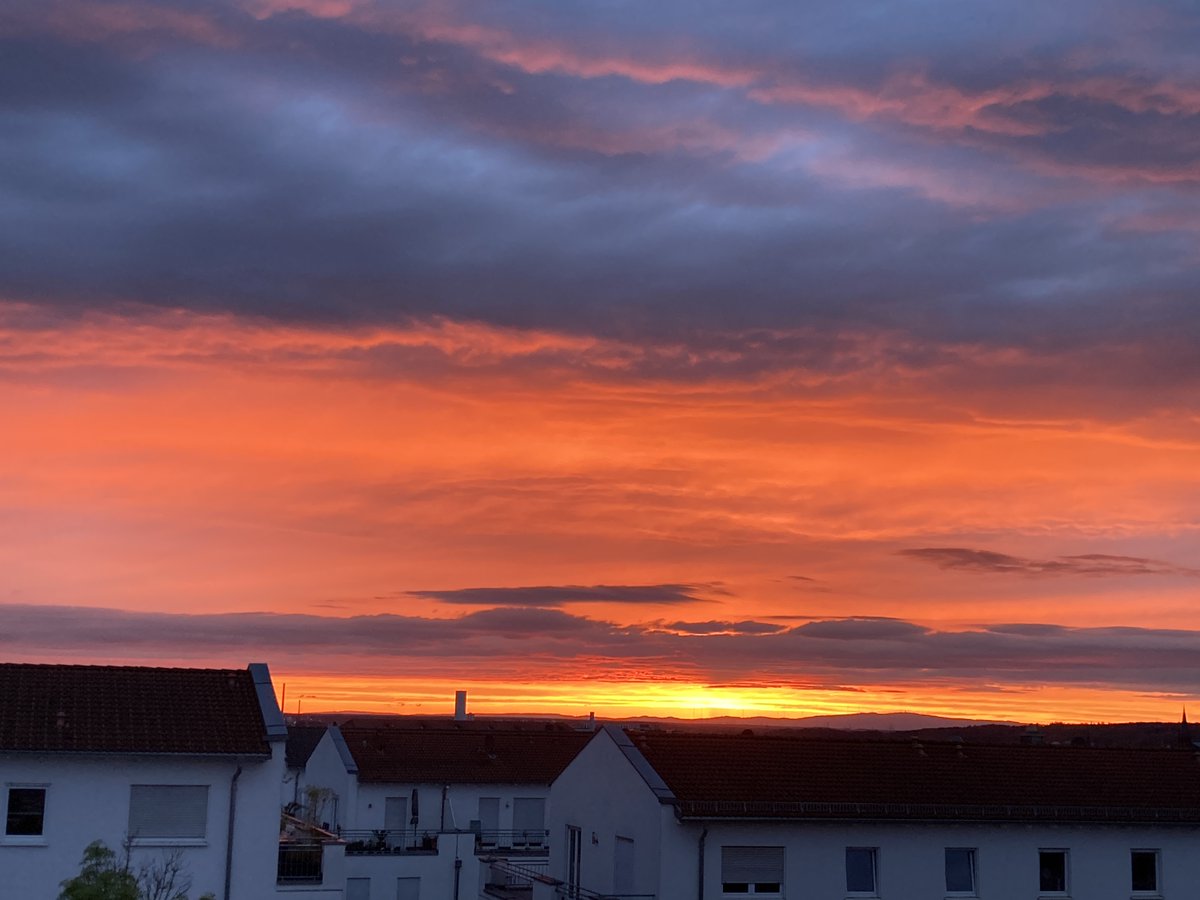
[343,831,477,900]
[302,731,358,832]
[0,745,283,900]
[684,819,1200,900]
[352,782,552,838]
[544,730,666,900]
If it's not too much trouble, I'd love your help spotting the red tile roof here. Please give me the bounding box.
[0,663,272,755]
[625,730,1200,822]
[342,727,591,784]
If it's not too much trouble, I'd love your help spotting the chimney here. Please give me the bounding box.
[454,690,468,721]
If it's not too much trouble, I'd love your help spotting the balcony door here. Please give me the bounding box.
[478,797,500,847]
[384,796,408,849]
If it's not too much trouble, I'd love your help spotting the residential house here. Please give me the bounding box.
[541,725,1200,900]
[0,662,296,899]
[299,723,591,900]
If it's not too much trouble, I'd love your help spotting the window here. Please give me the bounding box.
[945,848,976,894]
[5,787,46,836]
[1131,850,1159,893]
[396,876,420,900]
[1038,850,1068,893]
[722,846,784,895]
[128,785,208,840]
[346,877,371,900]
[845,847,877,894]
[513,797,546,846]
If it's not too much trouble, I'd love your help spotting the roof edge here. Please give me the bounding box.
[328,725,359,775]
[603,725,676,805]
[249,663,288,742]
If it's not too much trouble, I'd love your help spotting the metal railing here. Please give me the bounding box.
[341,829,439,855]
[277,843,323,884]
[475,829,551,852]
[488,859,550,888]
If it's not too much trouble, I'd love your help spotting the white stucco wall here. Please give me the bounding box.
[544,730,1200,900]
[544,729,666,900]
[351,782,553,839]
[0,743,284,900]
[343,831,478,900]
[683,819,1200,900]
[301,731,359,832]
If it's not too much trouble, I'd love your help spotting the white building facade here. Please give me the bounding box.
[0,662,293,900]
[542,726,1200,900]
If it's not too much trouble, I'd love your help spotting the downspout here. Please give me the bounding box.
[452,855,462,900]
[441,784,448,832]
[697,826,708,900]
[224,764,243,900]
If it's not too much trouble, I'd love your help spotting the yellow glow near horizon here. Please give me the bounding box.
[271,674,1189,725]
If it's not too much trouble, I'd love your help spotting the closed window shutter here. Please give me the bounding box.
[512,798,545,832]
[129,785,209,838]
[722,847,784,884]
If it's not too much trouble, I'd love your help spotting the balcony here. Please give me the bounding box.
[341,829,439,855]
[278,813,345,888]
[475,829,550,855]
[277,843,324,884]
[484,859,553,900]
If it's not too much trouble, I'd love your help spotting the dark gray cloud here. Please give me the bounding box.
[6,603,1200,694]
[0,0,1197,364]
[406,583,716,606]
[900,548,1200,578]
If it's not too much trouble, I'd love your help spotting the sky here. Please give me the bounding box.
[3,0,1200,722]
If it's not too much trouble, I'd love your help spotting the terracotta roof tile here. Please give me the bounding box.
[286,725,329,768]
[0,663,271,755]
[627,731,1200,822]
[342,727,590,784]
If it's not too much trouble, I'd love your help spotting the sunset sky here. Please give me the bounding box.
[3,0,1200,722]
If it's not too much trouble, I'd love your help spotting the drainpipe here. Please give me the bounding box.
[452,855,462,900]
[224,764,243,900]
[441,784,448,832]
[697,826,708,900]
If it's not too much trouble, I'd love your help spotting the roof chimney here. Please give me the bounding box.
[454,690,468,721]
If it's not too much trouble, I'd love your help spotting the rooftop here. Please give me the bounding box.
[0,663,274,755]
[624,729,1200,822]
[342,727,590,784]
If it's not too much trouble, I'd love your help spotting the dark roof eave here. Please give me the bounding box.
[675,801,1200,825]
[0,748,271,759]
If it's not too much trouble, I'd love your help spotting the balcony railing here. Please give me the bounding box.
[341,829,439,855]
[475,829,550,853]
[277,843,324,884]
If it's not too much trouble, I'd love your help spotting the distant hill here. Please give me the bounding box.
[292,711,1195,749]
[617,711,1016,731]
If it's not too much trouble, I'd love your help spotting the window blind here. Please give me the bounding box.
[722,846,784,884]
[128,785,209,838]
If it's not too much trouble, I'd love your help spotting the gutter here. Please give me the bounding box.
[224,763,243,900]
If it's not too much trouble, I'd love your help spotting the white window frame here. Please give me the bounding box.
[127,784,210,846]
[1130,848,1160,895]
[721,846,784,896]
[845,846,878,897]
[2,783,49,845]
[1038,848,1069,896]
[944,847,977,896]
